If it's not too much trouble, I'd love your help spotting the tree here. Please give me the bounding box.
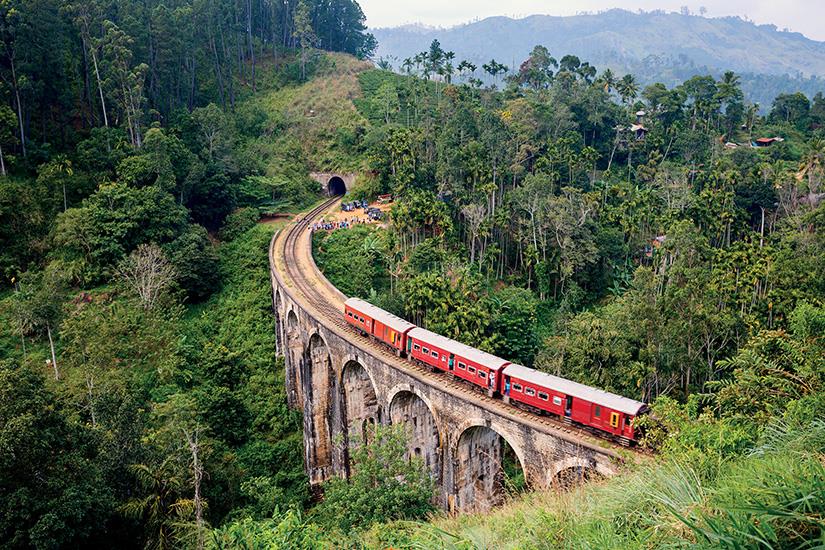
[617,74,639,106]
[54,183,187,284]
[100,21,147,148]
[515,45,557,90]
[117,244,177,310]
[0,104,15,175]
[770,92,811,129]
[312,424,434,532]
[11,268,67,379]
[292,0,316,81]
[0,361,111,548]
[164,224,220,302]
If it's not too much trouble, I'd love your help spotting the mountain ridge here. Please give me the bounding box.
[371,9,825,106]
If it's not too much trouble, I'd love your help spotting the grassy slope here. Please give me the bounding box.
[244,52,372,175]
[358,423,825,548]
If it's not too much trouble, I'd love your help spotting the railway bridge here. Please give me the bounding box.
[269,198,634,512]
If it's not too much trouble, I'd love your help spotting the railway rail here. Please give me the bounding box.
[271,197,644,461]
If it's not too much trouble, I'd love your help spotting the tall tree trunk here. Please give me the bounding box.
[9,56,26,158]
[47,323,58,380]
[247,0,256,92]
[185,427,205,550]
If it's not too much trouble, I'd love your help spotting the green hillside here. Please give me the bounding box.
[372,9,825,108]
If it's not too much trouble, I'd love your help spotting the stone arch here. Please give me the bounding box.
[453,421,527,512]
[340,359,381,466]
[551,456,600,491]
[388,386,441,483]
[284,309,303,410]
[302,332,335,484]
[273,289,283,354]
[327,176,346,196]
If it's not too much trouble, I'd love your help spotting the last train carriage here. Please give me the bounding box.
[502,364,648,444]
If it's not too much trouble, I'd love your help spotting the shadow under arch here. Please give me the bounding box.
[284,309,303,410]
[340,359,381,467]
[453,422,528,513]
[387,387,442,484]
[301,332,335,483]
[551,456,601,491]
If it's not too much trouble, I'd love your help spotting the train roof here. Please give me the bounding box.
[503,363,647,415]
[408,327,510,372]
[344,297,416,334]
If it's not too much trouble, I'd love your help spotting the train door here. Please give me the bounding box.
[565,396,573,417]
[448,354,455,371]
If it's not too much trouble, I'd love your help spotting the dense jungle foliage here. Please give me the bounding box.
[0,0,823,546]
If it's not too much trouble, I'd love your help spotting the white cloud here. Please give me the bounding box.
[360,0,825,41]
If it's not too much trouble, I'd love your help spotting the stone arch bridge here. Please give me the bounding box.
[269,198,635,512]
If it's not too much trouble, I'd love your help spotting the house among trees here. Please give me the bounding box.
[630,110,648,141]
[753,136,785,147]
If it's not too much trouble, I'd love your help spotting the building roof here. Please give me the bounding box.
[503,363,647,415]
[409,327,510,371]
[345,298,416,334]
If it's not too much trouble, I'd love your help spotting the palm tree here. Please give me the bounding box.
[121,459,198,550]
[617,74,638,106]
[598,68,616,93]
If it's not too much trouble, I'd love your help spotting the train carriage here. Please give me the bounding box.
[502,364,648,443]
[407,327,509,396]
[344,297,415,356]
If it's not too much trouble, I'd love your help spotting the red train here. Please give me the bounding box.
[343,297,648,444]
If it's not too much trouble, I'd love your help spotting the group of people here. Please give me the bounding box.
[310,217,373,232]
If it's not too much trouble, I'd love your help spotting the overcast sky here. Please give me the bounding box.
[360,1,825,41]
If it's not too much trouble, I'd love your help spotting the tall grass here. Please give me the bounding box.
[360,420,825,549]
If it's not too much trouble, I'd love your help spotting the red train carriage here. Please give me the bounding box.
[502,364,648,443]
[344,298,415,356]
[407,327,510,396]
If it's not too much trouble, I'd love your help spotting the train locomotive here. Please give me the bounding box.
[343,297,648,444]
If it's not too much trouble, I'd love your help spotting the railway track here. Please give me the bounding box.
[272,198,642,460]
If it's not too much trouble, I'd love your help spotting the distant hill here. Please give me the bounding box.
[372,9,825,107]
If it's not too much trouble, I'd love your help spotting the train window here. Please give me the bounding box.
[468,366,477,373]
[422,347,429,354]
[479,371,487,379]
[524,387,536,397]
[553,396,562,406]
[413,344,420,351]
[512,384,522,392]
[347,311,353,317]
[442,355,447,362]
[457,362,466,370]
[538,392,548,401]
[594,405,601,418]
[431,351,439,358]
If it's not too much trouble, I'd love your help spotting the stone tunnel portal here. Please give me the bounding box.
[327,176,346,196]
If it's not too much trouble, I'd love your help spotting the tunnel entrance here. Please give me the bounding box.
[327,176,346,196]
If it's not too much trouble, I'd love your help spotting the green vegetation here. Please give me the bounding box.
[0,1,381,545]
[372,9,825,109]
[1,0,824,547]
